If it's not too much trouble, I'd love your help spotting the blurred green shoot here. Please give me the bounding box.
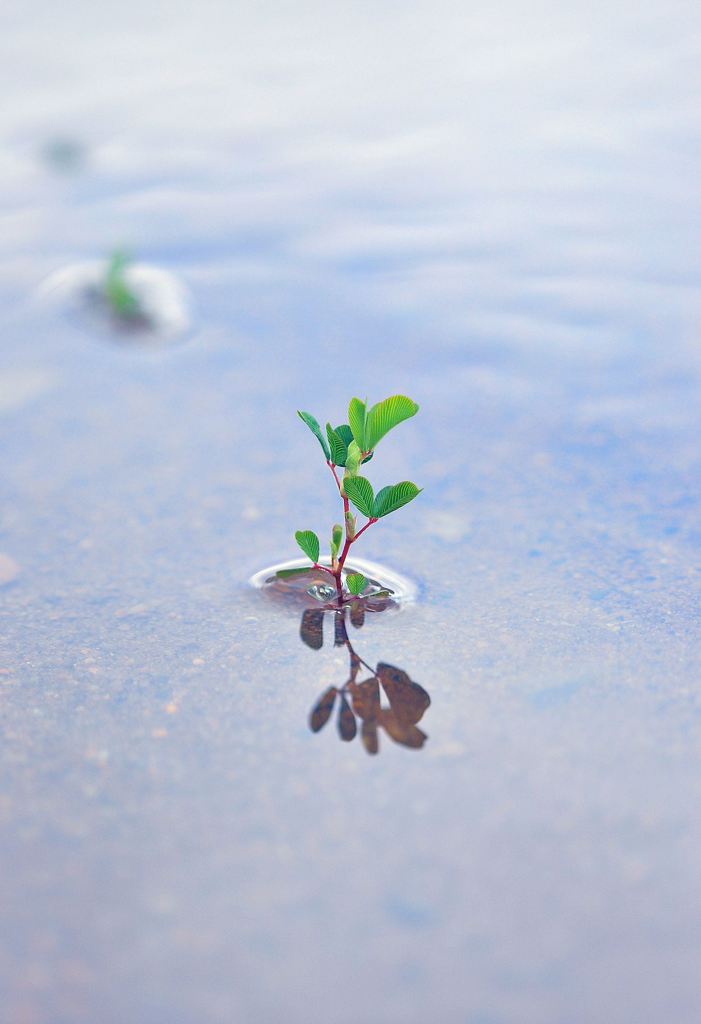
[103,251,142,321]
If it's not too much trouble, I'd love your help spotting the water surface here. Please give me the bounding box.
[1,3,701,1022]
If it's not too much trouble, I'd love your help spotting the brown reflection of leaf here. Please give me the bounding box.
[379,709,428,749]
[350,600,365,630]
[337,692,357,741]
[300,609,324,650]
[349,678,380,754]
[376,662,430,726]
[361,718,379,755]
[309,686,337,733]
[349,677,381,720]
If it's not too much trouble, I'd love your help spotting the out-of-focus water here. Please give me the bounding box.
[1,3,701,1022]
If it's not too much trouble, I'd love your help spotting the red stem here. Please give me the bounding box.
[312,563,336,577]
[334,517,377,603]
[326,460,376,605]
[327,462,342,492]
[351,519,376,544]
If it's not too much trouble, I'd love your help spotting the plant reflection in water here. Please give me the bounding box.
[300,605,430,755]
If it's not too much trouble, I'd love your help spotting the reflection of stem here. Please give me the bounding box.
[336,612,375,676]
[306,607,431,754]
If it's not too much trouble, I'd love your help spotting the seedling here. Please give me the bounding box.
[281,395,422,603]
[102,251,145,323]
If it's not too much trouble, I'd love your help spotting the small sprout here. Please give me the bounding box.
[294,395,422,599]
[344,510,356,539]
[346,573,368,596]
[295,529,320,563]
[103,251,143,321]
[344,440,362,477]
[330,524,343,559]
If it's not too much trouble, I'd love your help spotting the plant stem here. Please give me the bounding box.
[313,563,336,577]
[327,461,376,605]
[351,519,377,544]
[333,517,377,603]
[327,462,342,492]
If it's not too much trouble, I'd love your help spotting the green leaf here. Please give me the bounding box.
[348,398,367,449]
[372,481,422,518]
[325,424,346,466]
[295,529,320,562]
[344,440,361,477]
[343,476,375,518]
[330,523,343,558]
[297,410,330,460]
[104,251,142,320]
[346,573,367,595]
[335,424,354,449]
[364,395,419,450]
[326,424,373,467]
[275,567,312,579]
[325,423,374,468]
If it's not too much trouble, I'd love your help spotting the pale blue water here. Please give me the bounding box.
[1,3,701,1022]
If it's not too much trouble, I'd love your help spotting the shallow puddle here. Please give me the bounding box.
[1,4,701,1023]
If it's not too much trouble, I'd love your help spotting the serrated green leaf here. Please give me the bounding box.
[325,423,346,466]
[372,481,422,518]
[275,567,312,579]
[330,523,343,558]
[364,395,419,450]
[297,410,330,460]
[335,424,354,448]
[348,398,367,449]
[295,529,320,562]
[346,573,367,595]
[343,476,375,518]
